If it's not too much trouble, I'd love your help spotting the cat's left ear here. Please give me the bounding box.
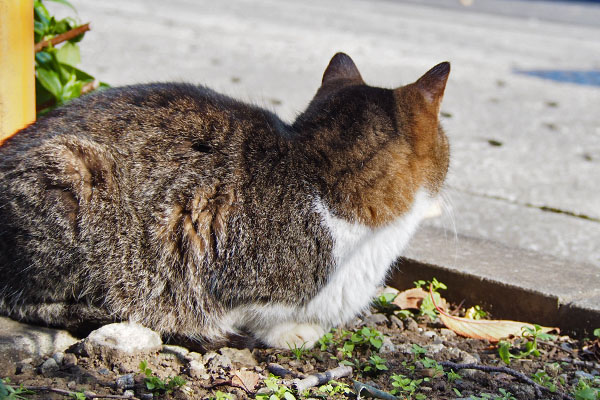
[413,62,450,113]
[322,53,365,86]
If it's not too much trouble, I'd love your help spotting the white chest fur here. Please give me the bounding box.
[214,189,433,348]
[304,189,432,326]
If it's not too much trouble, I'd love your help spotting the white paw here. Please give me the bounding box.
[261,322,326,349]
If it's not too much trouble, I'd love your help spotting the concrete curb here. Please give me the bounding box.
[388,226,600,337]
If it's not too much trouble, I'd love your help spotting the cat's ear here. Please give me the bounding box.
[414,62,450,113]
[322,53,365,86]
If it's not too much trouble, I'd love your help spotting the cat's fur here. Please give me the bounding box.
[0,53,450,349]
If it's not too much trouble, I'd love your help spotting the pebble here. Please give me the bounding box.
[425,343,446,356]
[208,353,232,372]
[299,362,314,373]
[458,350,479,364]
[116,373,135,389]
[379,337,396,354]
[161,345,189,360]
[188,360,209,379]
[405,318,419,332]
[84,322,162,357]
[52,352,64,365]
[575,370,596,380]
[423,331,437,339]
[16,358,34,374]
[219,347,257,367]
[63,353,77,367]
[440,328,457,337]
[361,313,389,326]
[39,357,59,374]
[67,381,77,389]
[123,390,135,398]
[98,367,110,375]
[140,394,153,400]
[389,315,404,330]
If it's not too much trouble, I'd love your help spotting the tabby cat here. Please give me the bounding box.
[0,53,450,349]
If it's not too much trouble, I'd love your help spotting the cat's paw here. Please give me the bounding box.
[261,322,326,349]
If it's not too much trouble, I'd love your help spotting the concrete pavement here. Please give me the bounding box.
[52,0,600,332]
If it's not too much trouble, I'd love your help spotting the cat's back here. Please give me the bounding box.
[1,83,270,155]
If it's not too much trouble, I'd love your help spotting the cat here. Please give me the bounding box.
[0,53,450,349]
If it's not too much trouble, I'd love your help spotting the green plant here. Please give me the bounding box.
[256,375,296,400]
[372,292,398,314]
[419,278,447,320]
[336,340,355,359]
[363,355,388,373]
[349,327,384,351]
[317,380,351,396]
[446,369,461,383]
[390,374,426,400]
[34,0,106,115]
[70,393,86,400]
[594,328,600,339]
[139,360,186,394]
[287,341,308,361]
[531,370,557,393]
[0,378,34,400]
[497,388,517,400]
[410,344,427,362]
[498,324,556,364]
[317,331,335,351]
[396,309,414,319]
[572,377,600,400]
[421,357,444,378]
[465,305,487,320]
[212,391,234,400]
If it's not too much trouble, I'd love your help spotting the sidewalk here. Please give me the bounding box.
[61,0,600,331]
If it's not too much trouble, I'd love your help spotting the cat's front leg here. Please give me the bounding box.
[257,321,327,349]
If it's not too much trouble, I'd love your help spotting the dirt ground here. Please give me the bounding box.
[2,291,600,400]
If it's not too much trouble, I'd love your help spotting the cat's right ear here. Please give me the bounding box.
[414,62,450,113]
[321,53,365,86]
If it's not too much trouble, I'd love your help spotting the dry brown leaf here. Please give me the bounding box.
[429,285,557,342]
[231,370,260,393]
[393,287,447,311]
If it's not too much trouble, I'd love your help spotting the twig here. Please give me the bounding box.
[200,378,232,389]
[23,386,137,399]
[35,23,91,52]
[268,363,300,378]
[292,365,352,392]
[352,380,398,400]
[439,361,574,400]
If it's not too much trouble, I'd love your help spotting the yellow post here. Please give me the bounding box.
[0,0,35,144]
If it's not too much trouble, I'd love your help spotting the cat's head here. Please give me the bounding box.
[294,53,450,227]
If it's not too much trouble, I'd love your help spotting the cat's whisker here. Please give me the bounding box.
[439,189,459,264]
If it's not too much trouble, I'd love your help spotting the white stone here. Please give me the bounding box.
[84,322,162,355]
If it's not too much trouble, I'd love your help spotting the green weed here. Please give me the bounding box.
[256,375,296,400]
[139,360,186,395]
[0,378,34,400]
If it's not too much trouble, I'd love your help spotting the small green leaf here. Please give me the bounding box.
[37,67,62,97]
[574,387,597,400]
[56,42,81,66]
[498,341,512,365]
[370,337,382,350]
